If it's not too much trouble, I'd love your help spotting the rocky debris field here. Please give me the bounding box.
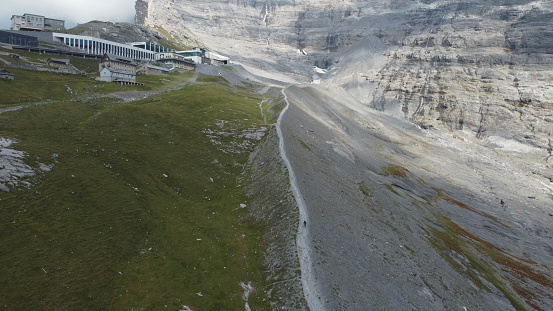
[279,84,552,310]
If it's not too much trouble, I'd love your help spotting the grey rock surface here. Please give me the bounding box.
[137,0,553,150]
[138,0,553,309]
[0,137,34,191]
[279,84,552,310]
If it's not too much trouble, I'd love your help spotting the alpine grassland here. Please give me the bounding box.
[0,56,271,309]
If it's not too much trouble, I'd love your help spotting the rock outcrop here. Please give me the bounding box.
[350,1,553,153]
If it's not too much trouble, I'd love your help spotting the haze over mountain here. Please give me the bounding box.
[137,0,553,309]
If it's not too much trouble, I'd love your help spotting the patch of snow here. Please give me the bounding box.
[487,136,540,153]
[313,66,327,74]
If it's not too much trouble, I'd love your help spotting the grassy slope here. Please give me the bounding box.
[0,47,136,104]
[0,63,271,309]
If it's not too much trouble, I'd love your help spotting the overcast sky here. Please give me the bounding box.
[0,0,136,30]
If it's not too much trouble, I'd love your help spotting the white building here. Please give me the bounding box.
[99,68,136,84]
[52,33,156,61]
[175,48,203,64]
[10,15,26,30]
[130,42,172,53]
[98,54,138,84]
[11,14,43,31]
[10,13,64,31]
[155,52,195,70]
[175,47,230,65]
[206,51,230,66]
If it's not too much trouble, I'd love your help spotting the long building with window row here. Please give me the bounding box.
[51,33,157,61]
[130,42,172,53]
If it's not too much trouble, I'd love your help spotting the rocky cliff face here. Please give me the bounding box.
[353,1,553,154]
[135,0,552,154]
[69,20,171,46]
[135,0,407,51]
[134,0,422,79]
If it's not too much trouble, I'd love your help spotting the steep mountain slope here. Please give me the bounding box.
[137,0,553,309]
[332,0,553,154]
[279,83,552,310]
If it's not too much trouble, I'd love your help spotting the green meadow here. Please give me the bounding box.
[0,55,273,309]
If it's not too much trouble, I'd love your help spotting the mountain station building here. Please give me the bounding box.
[10,13,65,31]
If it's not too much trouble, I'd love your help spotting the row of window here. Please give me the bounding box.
[134,43,171,53]
[106,61,135,72]
[157,54,186,60]
[181,52,201,57]
[63,37,154,60]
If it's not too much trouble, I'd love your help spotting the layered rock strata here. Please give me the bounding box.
[136,0,552,153]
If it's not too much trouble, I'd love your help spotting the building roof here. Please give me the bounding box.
[101,53,137,66]
[23,13,45,18]
[44,17,65,22]
[144,63,170,72]
[19,26,43,31]
[1,30,55,43]
[209,52,230,61]
[47,58,70,64]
